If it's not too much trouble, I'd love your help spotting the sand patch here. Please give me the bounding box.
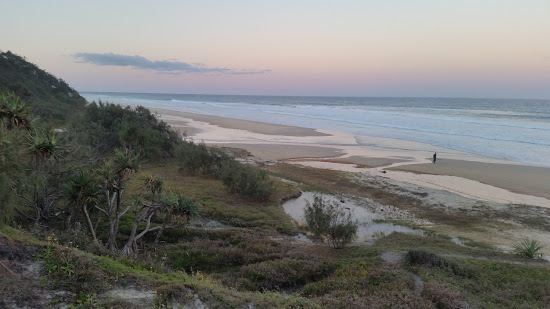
[218,143,343,161]
[389,159,550,200]
[153,108,328,137]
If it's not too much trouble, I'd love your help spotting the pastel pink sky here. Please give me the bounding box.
[1,1,549,98]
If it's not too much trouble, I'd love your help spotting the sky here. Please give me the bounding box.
[1,1,549,99]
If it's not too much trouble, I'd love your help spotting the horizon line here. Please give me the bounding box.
[78,90,550,101]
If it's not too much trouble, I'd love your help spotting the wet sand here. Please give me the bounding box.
[153,108,328,137]
[152,107,550,207]
[389,159,550,200]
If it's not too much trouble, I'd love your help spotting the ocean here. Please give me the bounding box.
[81,92,550,168]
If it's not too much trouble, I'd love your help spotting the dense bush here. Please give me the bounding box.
[0,93,30,223]
[0,93,70,226]
[406,250,475,278]
[304,195,357,248]
[176,140,230,176]
[69,102,180,159]
[0,120,27,224]
[176,140,274,201]
[219,160,273,202]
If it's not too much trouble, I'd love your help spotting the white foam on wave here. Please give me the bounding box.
[80,92,550,167]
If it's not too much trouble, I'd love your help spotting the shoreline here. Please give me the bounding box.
[152,107,550,207]
[389,159,550,200]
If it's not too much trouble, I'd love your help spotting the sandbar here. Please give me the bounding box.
[152,108,328,137]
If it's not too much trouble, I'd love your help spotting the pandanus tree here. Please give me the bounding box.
[0,93,59,225]
[121,191,198,256]
[95,148,140,251]
[0,92,33,130]
[28,129,61,163]
[153,192,198,248]
[23,129,63,225]
[0,120,27,224]
[66,171,100,244]
[143,173,163,202]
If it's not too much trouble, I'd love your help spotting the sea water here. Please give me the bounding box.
[81,92,550,167]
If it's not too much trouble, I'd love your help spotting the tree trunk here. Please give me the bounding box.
[107,216,116,251]
[82,204,99,245]
[153,213,171,249]
[106,191,118,251]
[121,206,156,256]
[121,219,139,256]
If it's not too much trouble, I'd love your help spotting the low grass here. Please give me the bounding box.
[3,158,550,308]
[0,230,322,308]
[3,212,550,308]
[409,254,550,308]
[128,160,298,234]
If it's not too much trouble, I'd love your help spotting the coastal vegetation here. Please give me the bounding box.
[304,195,358,248]
[515,238,545,259]
[1,51,549,308]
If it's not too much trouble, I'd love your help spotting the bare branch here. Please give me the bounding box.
[120,204,133,217]
[93,206,108,217]
[110,192,117,208]
[134,210,156,241]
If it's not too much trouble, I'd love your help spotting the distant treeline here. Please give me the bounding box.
[0,51,86,121]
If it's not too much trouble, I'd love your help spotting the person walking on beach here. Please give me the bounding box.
[432,152,437,164]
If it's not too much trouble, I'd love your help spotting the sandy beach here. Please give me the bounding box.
[153,108,328,137]
[390,159,550,200]
[152,107,550,208]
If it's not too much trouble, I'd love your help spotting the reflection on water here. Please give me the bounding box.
[282,191,423,243]
[356,223,423,243]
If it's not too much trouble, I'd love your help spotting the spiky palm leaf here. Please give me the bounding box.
[143,173,163,197]
[67,171,100,207]
[113,148,140,176]
[28,129,61,161]
[0,92,32,130]
[175,196,198,219]
[514,238,544,259]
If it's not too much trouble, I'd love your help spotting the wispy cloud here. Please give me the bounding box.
[73,52,270,75]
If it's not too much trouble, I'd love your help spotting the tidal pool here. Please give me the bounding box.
[282,192,423,243]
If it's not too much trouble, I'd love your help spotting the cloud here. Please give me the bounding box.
[73,52,270,75]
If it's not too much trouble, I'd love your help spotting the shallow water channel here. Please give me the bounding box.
[282,192,423,243]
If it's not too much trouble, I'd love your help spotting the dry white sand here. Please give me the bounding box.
[153,108,550,208]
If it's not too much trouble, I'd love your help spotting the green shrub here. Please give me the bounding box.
[176,140,230,176]
[406,250,475,278]
[176,140,273,201]
[219,161,273,201]
[238,259,336,291]
[70,102,180,159]
[304,196,357,248]
[514,238,544,259]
